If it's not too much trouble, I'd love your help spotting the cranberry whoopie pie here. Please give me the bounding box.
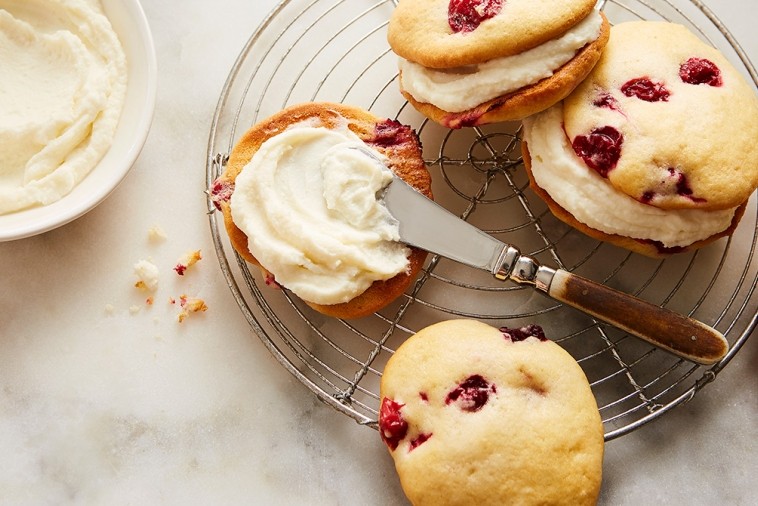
[388,0,609,128]
[522,21,758,257]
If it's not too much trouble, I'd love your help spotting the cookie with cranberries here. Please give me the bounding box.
[212,102,432,319]
[379,319,604,505]
[521,21,757,257]
[387,0,609,127]
[563,21,758,210]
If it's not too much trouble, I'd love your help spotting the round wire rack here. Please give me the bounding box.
[205,0,757,440]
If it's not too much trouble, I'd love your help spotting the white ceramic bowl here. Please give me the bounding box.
[0,0,157,241]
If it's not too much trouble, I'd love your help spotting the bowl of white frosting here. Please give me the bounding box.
[0,0,157,241]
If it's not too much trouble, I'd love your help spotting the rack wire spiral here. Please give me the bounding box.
[205,0,757,440]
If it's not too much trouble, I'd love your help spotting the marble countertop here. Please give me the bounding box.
[1,0,755,504]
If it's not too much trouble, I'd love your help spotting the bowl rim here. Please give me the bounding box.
[0,0,158,241]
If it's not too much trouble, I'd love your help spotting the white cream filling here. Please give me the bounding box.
[399,10,603,112]
[0,0,127,215]
[522,104,737,248]
[230,125,410,306]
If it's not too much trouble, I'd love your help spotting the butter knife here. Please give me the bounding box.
[371,156,729,365]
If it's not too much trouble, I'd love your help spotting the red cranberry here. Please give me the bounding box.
[621,77,670,102]
[500,324,547,342]
[209,178,234,211]
[410,433,432,451]
[670,168,690,196]
[670,167,707,203]
[593,93,620,111]
[379,398,408,450]
[445,375,496,412]
[448,0,503,33]
[679,57,723,87]
[367,119,417,148]
[443,109,484,129]
[264,272,281,289]
[639,168,707,204]
[572,126,624,177]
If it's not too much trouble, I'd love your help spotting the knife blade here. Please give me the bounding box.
[373,153,728,365]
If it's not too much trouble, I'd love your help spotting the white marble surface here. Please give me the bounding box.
[1,0,756,504]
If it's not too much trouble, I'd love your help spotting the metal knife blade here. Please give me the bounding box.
[383,174,506,274]
[380,173,728,365]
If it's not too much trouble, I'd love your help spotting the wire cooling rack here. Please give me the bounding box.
[205,0,757,440]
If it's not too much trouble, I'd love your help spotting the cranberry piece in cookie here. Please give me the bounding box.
[500,324,547,342]
[641,167,707,205]
[445,374,496,412]
[621,77,670,102]
[209,178,234,211]
[679,57,723,87]
[367,119,416,148]
[448,0,504,33]
[379,398,409,450]
[571,126,624,177]
[410,433,433,451]
[593,92,620,111]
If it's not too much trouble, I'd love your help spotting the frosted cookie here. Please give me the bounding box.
[211,102,432,319]
[522,21,758,257]
[388,0,609,128]
[379,319,604,506]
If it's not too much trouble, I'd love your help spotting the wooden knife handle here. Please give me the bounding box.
[548,269,728,365]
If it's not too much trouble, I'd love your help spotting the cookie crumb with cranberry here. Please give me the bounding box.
[174,250,202,276]
[176,294,208,323]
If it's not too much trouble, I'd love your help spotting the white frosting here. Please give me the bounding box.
[522,104,737,248]
[0,0,127,214]
[399,10,603,112]
[230,125,410,306]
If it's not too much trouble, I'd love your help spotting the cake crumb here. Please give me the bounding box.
[104,304,115,315]
[174,250,202,276]
[177,294,208,322]
[148,225,167,242]
[134,259,160,292]
[129,305,141,315]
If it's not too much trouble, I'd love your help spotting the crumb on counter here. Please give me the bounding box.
[134,259,160,291]
[174,250,202,276]
[104,304,115,315]
[176,294,208,323]
[148,225,168,242]
[129,305,141,315]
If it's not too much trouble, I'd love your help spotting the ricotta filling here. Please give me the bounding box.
[0,0,127,214]
[230,125,410,306]
[398,10,603,112]
[522,104,736,248]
